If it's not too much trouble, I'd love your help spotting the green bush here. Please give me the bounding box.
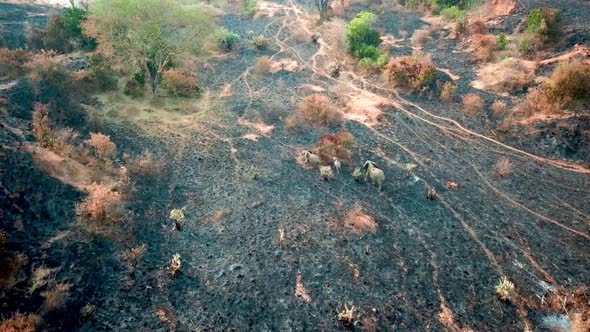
[347,12,381,59]
[527,8,560,37]
[88,54,117,91]
[242,0,257,17]
[124,71,146,97]
[441,6,465,21]
[39,8,96,53]
[354,45,380,60]
[360,53,389,70]
[218,32,240,51]
[497,33,508,51]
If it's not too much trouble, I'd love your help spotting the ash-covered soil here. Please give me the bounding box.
[1,1,589,331]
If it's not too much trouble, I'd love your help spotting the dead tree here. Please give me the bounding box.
[312,0,332,21]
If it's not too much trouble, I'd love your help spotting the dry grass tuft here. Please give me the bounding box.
[344,205,377,237]
[383,53,436,91]
[463,93,484,116]
[0,313,41,332]
[76,183,124,225]
[123,150,164,177]
[440,81,456,103]
[163,68,200,97]
[254,56,272,75]
[471,34,497,62]
[411,29,431,47]
[295,271,311,303]
[512,88,562,119]
[320,18,348,57]
[320,166,335,181]
[543,58,590,108]
[495,276,515,301]
[41,282,71,312]
[297,94,343,127]
[491,100,508,117]
[30,266,57,294]
[314,131,356,165]
[86,133,116,160]
[468,18,487,34]
[493,157,513,178]
[168,254,181,278]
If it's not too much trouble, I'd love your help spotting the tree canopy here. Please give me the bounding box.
[85,0,218,95]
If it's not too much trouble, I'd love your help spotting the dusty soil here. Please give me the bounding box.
[1,0,589,331]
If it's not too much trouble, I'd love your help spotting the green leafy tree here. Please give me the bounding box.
[346,12,381,59]
[86,0,218,95]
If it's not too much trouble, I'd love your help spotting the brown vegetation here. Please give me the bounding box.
[254,56,272,75]
[439,81,456,103]
[86,133,116,160]
[25,51,71,94]
[41,283,71,312]
[344,205,377,237]
[462,93,484,116]
[411,29,431,47]
[295,271,312,303]
[0,48,31,79]
[512,88,561,119]
[123,151,164,177]
[470,34,497,62]
[468,19,487,35]
[473,58,535,94]
[543,58,590,108]
[297,94,343,127]
[491,100,508,117]
[383,54,436,90]
[0,252,28,289]
[118,244,147,271]
[162,68,200,97]
[0,313,41,332]
[313,131,356,165]
[76,183,124,225]
[493,157,513,178]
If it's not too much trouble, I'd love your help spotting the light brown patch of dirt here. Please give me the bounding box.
[202,209,230,225]
[269,58,301,73]
[295,271,311,303]
[487,0,516,16]
[471,58,536,95]
[255,0,285,18]
[438,300,474,332]
[381,34,403,48]
[299,84,326,93]
[26,144,119,191]
[294,152,316,170]
[342,88,392,126]
[344,205,377,237]
[238,118,274,136]
[539,44,590,66]
[437,67,460,81]
[241,134,260,141]
[220,84,232,98]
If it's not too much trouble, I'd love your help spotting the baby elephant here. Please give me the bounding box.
[363,160,385,191]
[301,150,321,168]
[333,157,341,174]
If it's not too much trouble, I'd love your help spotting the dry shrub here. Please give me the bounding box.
[25,51,71,94]
[493,157,512,178]
[0,313,41,332]
[320,18,348,57]
[543,58,590,108]
[344,205,377,237]
[314,131,356,164]
[0,48,31,79]
[440,81,456,103]
[471,34,497,62]
[76,183,123,225]
[542,287,590,332]
[30,266,57,294]
[0,252,28,289]
[118,244,147,270]
[383,54,436,90]
[86,133,116,160]
[254,56,272,75]
[513,88,561,119]
[123,151,163,177]
[411,29,431,47]
[162,68,199,97]
[469,18,487,34]
[298,94,343,126]
[41,283,70,312]
[284,115,301,130]
[32,103,52,143]
[463,93,484,116]
[491,100,508,117]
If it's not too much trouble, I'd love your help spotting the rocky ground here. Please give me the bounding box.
[1,0,589,331]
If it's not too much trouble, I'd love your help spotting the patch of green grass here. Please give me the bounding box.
[441,6,465,21]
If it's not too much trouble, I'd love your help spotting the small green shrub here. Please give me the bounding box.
[38,8,96,53]
[497,33,508,51]
[527,8,560,38]
[88,54,117,91]
[441,6,466,21]
[124,71,146,97]
[218,32,240,51]
[242,0,257,17]
[347,12,381,59]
